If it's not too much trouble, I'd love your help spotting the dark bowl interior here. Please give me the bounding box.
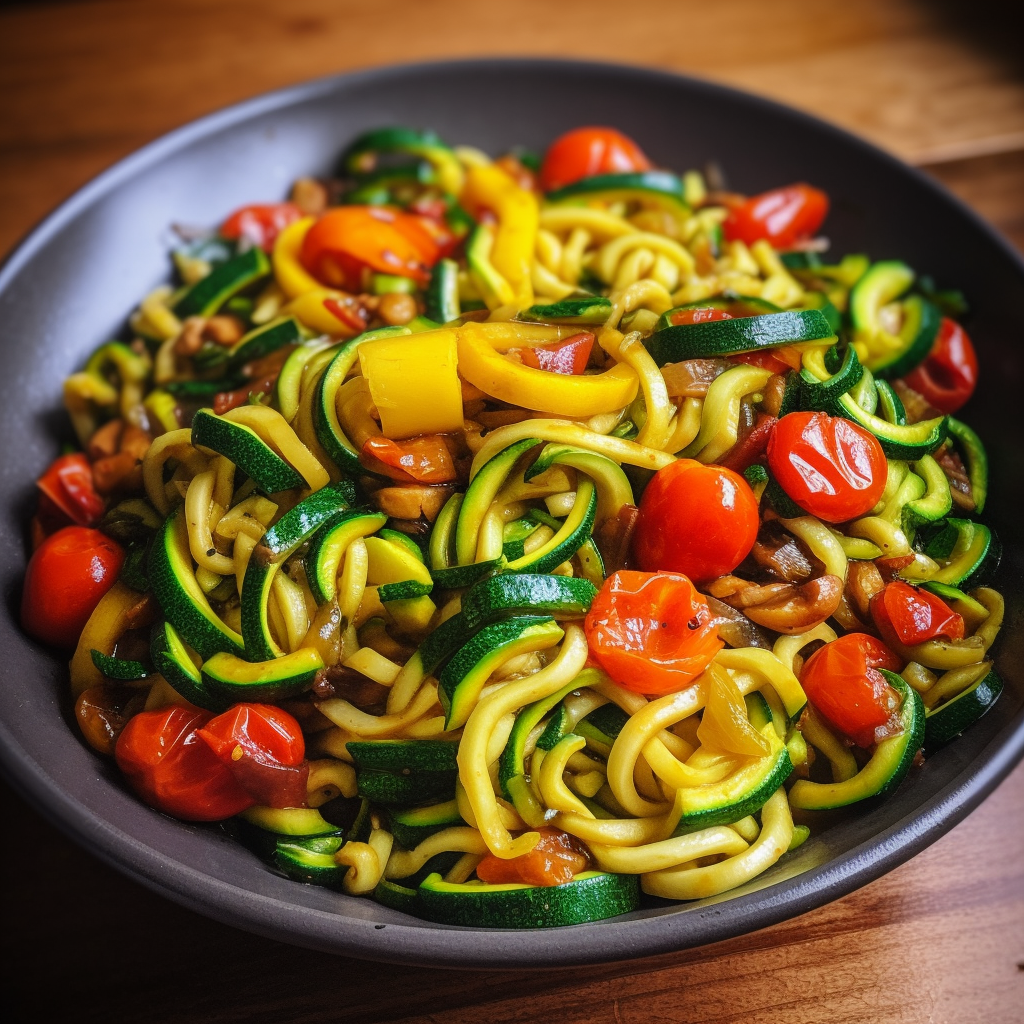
[1,59,1022,968]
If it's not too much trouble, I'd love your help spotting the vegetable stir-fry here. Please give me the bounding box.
[22,124,1003,928]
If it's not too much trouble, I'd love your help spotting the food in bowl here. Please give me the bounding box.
[21,124,1003,927]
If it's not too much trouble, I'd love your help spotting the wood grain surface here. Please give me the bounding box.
[1,1,1023,1021]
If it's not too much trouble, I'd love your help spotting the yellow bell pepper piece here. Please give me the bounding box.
[358,329,463,439]
[461,164,538,309]
[456,322,638,416]
[272,217,323,298]
[283,287,358,336]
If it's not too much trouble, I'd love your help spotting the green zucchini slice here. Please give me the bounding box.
[925,667,1003,748]
[505,481,597,574]
[347,740,460,773]
[946,417,988,513]
[798,345,863,411]
[172,246,270,318]
[415,870,640,928]
[462,574,597,632]
[648,309,834,366]
[225,316,303,372]
[872,295,941,379]
[425,257,461,324]
[525,442,634,524]
[192,408,305,493]
[519,296,613,325]
[831,390,947,459]
[340,127,463,195]
[438,616,565,730]
[356,768,458,807]
[148,508,245,659]
[546,170,687,213]
[902,455,952,530]
[273,835,346,886]
[306,509,387,605]
[240,483,354,660]
[927,519,997,587]
[202,647,324,702]
[240,806,340,837]
[789,672,924,809]
[386,800,464,850]
[150,620,224,711]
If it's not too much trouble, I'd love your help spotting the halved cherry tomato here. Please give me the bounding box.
[115,706,255,821]
[633,460,760,581]
[902,317,978,414]
[767,411,887,523]
[667,307,733,326]
[800,633,903,748]
[870,580,965,648]
[197,703,308,809]
[512,332,594,375]
[221,202,302,251]
[538,127,651,192]
[360,435,457,484]
[585,570,723,695]
[300,206,440,288]
[723,184,829,249]
[476,828,590,887]
[37,453,105,527]
[21,526,124,647]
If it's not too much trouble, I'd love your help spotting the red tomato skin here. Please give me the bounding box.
[300,206,439,287]
[584,570,723,696]
[21,526,124,647]
[902,318,978,414]
[723,184,829,249]
[115,707,255,821]
[539,127,651,192]
[633,460,760,582]
[800,633,902,747]
[767,411,887,523]
[221,202,302,251]
[37,453,105,527]
[198,704,305,765]
[517,332,594,375]
[870,581,965,647]
[668,307,733,326]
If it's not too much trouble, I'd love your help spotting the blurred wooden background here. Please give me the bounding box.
[1,1,1022,1021]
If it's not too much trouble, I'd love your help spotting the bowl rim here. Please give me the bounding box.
[2,55,1023,968]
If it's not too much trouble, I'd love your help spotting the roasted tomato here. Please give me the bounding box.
[767,411,887,523]
[723,183,829,249]
[902,317,978,414]
[37,453,105,527]
[585,570,723,695]
[870,581,965,647]
[633,460,760,581]
[475,828,590,887]
[221,202,302,251]
[800,633,903,747]
[539,127,651,192]
[115,706,256,821]
[21,526,124,647]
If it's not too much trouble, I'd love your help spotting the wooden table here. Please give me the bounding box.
[2,2,1022,1020]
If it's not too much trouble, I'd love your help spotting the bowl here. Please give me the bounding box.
[1,58,1022,967]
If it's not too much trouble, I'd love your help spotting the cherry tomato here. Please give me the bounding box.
[767,411,887,523]
[539,127,651,192]
[902,317,978,414]
[633,460,760,581]
[800,633,903,747]
[221,202,302,251]
[37,453,104,527]
[21,526,124,647]
[585,570,723,695]
[512,332,594,375]
[476,828,590,887]
[870,581,965,648]
[359,435,457,484]
[300,206,439,288]
[723,184,829,249]
[197,703,308,809]
[115,706,255,821]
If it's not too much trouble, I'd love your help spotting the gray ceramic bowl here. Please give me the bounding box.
[1,59,1022,968]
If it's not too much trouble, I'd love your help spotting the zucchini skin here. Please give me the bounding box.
[925,668,1003,749]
